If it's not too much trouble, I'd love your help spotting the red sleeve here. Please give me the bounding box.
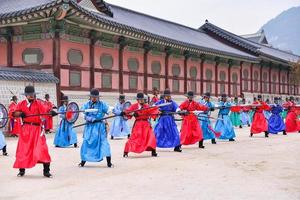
[196,102,208,111]
[179,100,188,110]
[15,101,24,112]
[37,100,47,114]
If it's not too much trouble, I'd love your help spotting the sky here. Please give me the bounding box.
[107,0,300,35]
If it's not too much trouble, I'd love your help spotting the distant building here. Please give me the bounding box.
[242,30,270,45]
[0,0,299,105]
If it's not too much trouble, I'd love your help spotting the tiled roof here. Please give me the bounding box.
[0,0,59,19]
[0,67,59,83]
[0,0,298,64]
[200,22,300,63]
[73,2,258,61]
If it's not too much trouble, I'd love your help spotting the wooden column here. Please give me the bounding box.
[269,65,272,94]
[6,28,13,67]
[165,47,171,89]
[89,31,96,89]
[118,36,126,94]
[143,42,151,94]
[287,69,290,95]
[200,55,205,95]
[250,63,254,93]
[260,64,263,94]
[214,57,220,96]
[228,60,232,97]
[240,61,243,96]
[184,51,190,94]
[278,68,281,94]
[53,29,61,103]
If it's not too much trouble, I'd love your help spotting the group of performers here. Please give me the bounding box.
[0,85,299,178]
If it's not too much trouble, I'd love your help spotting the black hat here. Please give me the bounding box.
[203,92,210,98]
[11,95,18,101]
[274,97,279,101]
[136,92,145,100]
[61,96,69,102]
[119,94,125,100]
[257,95,262,99]
[290,96,294,101]
[221,94,227,98]
[90,88,100,97]
[163,89,171,96]
[234,97,238,100]
[23,85,37,96]
[45,94,50,98]
[185,91,194,98]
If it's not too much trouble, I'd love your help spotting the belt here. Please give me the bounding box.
[135,119,148,121]
[23,122,41,126]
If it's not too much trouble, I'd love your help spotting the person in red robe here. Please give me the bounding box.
[150,87,159,106]
[179,91,209,148]
[250,95,271,137]
[283,96,300,133]
[13,86,57,178]
[8,96,22,136]
[44,94,55,133]
[123,92,159,157]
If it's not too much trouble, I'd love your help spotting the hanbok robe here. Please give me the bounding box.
[109,102,130,138]
[268,104,285,134]
[251,101,270,134]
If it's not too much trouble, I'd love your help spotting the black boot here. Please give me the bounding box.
[198,140,205,148]
[265,131,269,138]
[106,157,114,168]
[111,135,114,140]
[78,161,86,167]
[17,168,25,177]
[248,123,250,127]
[229,138,235,142]
[174,145,182,152]
[283,130,287,135]
[123,152,128,158]
[43,163,52,178]
[2,145,8,156]
[151,149,158,157]
[127,134,130,139]
[211,139,217,144]
[239,125,242,129]
[74,143,78,148]
[250,133,253,137]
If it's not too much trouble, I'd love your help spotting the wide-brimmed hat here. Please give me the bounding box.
[61,96,69,102]
[163,89,171,97]
[22,85,38,96]
[185,91,195,98]
[45,94,50,99]
[119,94,125,100]
[89,88,100,97]
[136,92,145,100]
[203,92,211,98]
[290,96,295,101]
[221,94,227,98]
[257,95,262,99]
[274,97,279,101]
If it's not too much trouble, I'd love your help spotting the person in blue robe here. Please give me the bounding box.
[198,92,217,144]
[78,88,113,168]
[54,96,78,148]
[229,97,242,128]
[0,130,8,156]
[154,89,182,152]
[109,94,130,139]
[214,94,236,141]
[268,97,286,135]
[240,98,251,127]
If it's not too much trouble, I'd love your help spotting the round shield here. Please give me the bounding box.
[0,104,8,128]
[122,101,131,120]
[65,102,79,123]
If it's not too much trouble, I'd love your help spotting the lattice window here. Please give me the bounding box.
[100,54,113,69]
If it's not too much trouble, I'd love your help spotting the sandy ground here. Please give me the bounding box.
[1,126,300,200]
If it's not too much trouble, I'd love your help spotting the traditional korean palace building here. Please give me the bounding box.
[0,0,299,105]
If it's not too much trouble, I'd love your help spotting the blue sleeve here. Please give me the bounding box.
[82,102,89,118]
[58,106,65,119]
[113,103,121,115]
[172,101,179,112]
